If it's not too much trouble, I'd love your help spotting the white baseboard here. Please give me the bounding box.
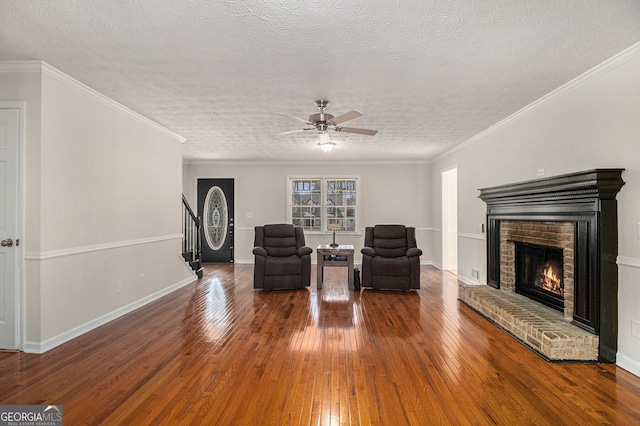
[457,274,482,286]
[23,276,197,354]
[616,353,640,379]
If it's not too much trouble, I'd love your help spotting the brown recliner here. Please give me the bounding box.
[360,225,422,290]
[253,224,312,290]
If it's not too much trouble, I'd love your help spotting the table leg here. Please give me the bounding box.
[347,252,354,289]
[317,252,323,289]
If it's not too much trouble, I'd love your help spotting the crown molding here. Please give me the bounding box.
[0,60,43,73]
[0,60,187,143]
[183,159,431,166]
[434,40,640,162]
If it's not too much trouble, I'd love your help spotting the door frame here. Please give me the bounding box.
[441,165,458,273]
[1,101,26,350]
[193,175,236,262]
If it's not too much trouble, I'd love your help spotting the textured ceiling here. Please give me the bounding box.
[1,1,639,162]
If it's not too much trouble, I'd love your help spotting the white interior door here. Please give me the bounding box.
[0,108,19,349]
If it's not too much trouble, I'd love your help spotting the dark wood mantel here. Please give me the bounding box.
[478,169,625,363]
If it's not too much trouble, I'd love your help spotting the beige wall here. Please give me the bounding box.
[1,64,195,352]
[183,161,433,264]
[430,44,640,376]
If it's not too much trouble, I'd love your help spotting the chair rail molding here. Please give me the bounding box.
[25,234,183,260]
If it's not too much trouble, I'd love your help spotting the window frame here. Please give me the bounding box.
[287,175,360,234]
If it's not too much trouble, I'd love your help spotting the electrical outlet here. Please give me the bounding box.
[632,319,640,338]
[116,281,123,294]
[537,168,545,177]
[139,274,145,286]
[471,268,480,280]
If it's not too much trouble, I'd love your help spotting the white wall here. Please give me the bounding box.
[0,63,196,352]
[430,44,640,376]
[183,161,432,264]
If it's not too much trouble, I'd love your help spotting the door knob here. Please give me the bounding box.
[1,239,13,247]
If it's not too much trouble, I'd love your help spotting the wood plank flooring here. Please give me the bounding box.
[1,264,640,425]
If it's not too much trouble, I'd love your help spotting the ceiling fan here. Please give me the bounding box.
[278,100,378,151]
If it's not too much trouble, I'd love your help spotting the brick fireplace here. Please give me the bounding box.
[460,169,624,362]
[501,220,575,321]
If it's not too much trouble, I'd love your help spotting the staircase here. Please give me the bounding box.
[182,195,203,278]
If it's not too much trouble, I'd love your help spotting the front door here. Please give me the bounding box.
[0,108,20,349]
[197,179,234,263]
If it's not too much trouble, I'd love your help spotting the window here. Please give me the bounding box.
[289,177,359,232]
[290,179,322,231]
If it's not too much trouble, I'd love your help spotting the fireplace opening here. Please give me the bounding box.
[515,242,564,312]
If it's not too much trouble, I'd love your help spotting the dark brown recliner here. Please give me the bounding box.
[361,225,422,290]
[253,224,312,290]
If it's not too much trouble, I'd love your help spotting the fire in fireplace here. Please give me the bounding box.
[515,242,564,311]
[538,262,563,295]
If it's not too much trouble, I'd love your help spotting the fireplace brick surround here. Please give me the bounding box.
[459,169,624,362]
[500,220,575,321]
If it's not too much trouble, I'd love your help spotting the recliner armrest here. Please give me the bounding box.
[297,246,312,256]
[361,247,376,257]
[253,247,267,257]
[406,248,422,257]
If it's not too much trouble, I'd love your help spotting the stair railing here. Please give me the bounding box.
[182,195,203,278]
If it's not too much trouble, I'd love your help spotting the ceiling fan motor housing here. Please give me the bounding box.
[308,113,335,130]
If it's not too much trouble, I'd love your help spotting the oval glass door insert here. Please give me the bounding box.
[203,186,228,250]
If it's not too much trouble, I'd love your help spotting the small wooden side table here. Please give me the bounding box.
[316,244,355,289]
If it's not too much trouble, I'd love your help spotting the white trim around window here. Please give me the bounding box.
[287,175,360,233]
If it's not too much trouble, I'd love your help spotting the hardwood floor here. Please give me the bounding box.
[2,265,640,425]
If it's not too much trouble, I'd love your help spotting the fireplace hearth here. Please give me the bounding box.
[468,169,625,362]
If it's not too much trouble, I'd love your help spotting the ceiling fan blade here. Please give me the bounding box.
[280,128,315,135]
[276,113,312,125]
[329,109,363,125]
[336,126,378,136]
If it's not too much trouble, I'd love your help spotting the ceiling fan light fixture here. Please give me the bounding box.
[318,142,335,152]
[318,131,334,151]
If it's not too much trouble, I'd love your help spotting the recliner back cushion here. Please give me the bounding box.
[373,225,407,258]
[263,224,297,257]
